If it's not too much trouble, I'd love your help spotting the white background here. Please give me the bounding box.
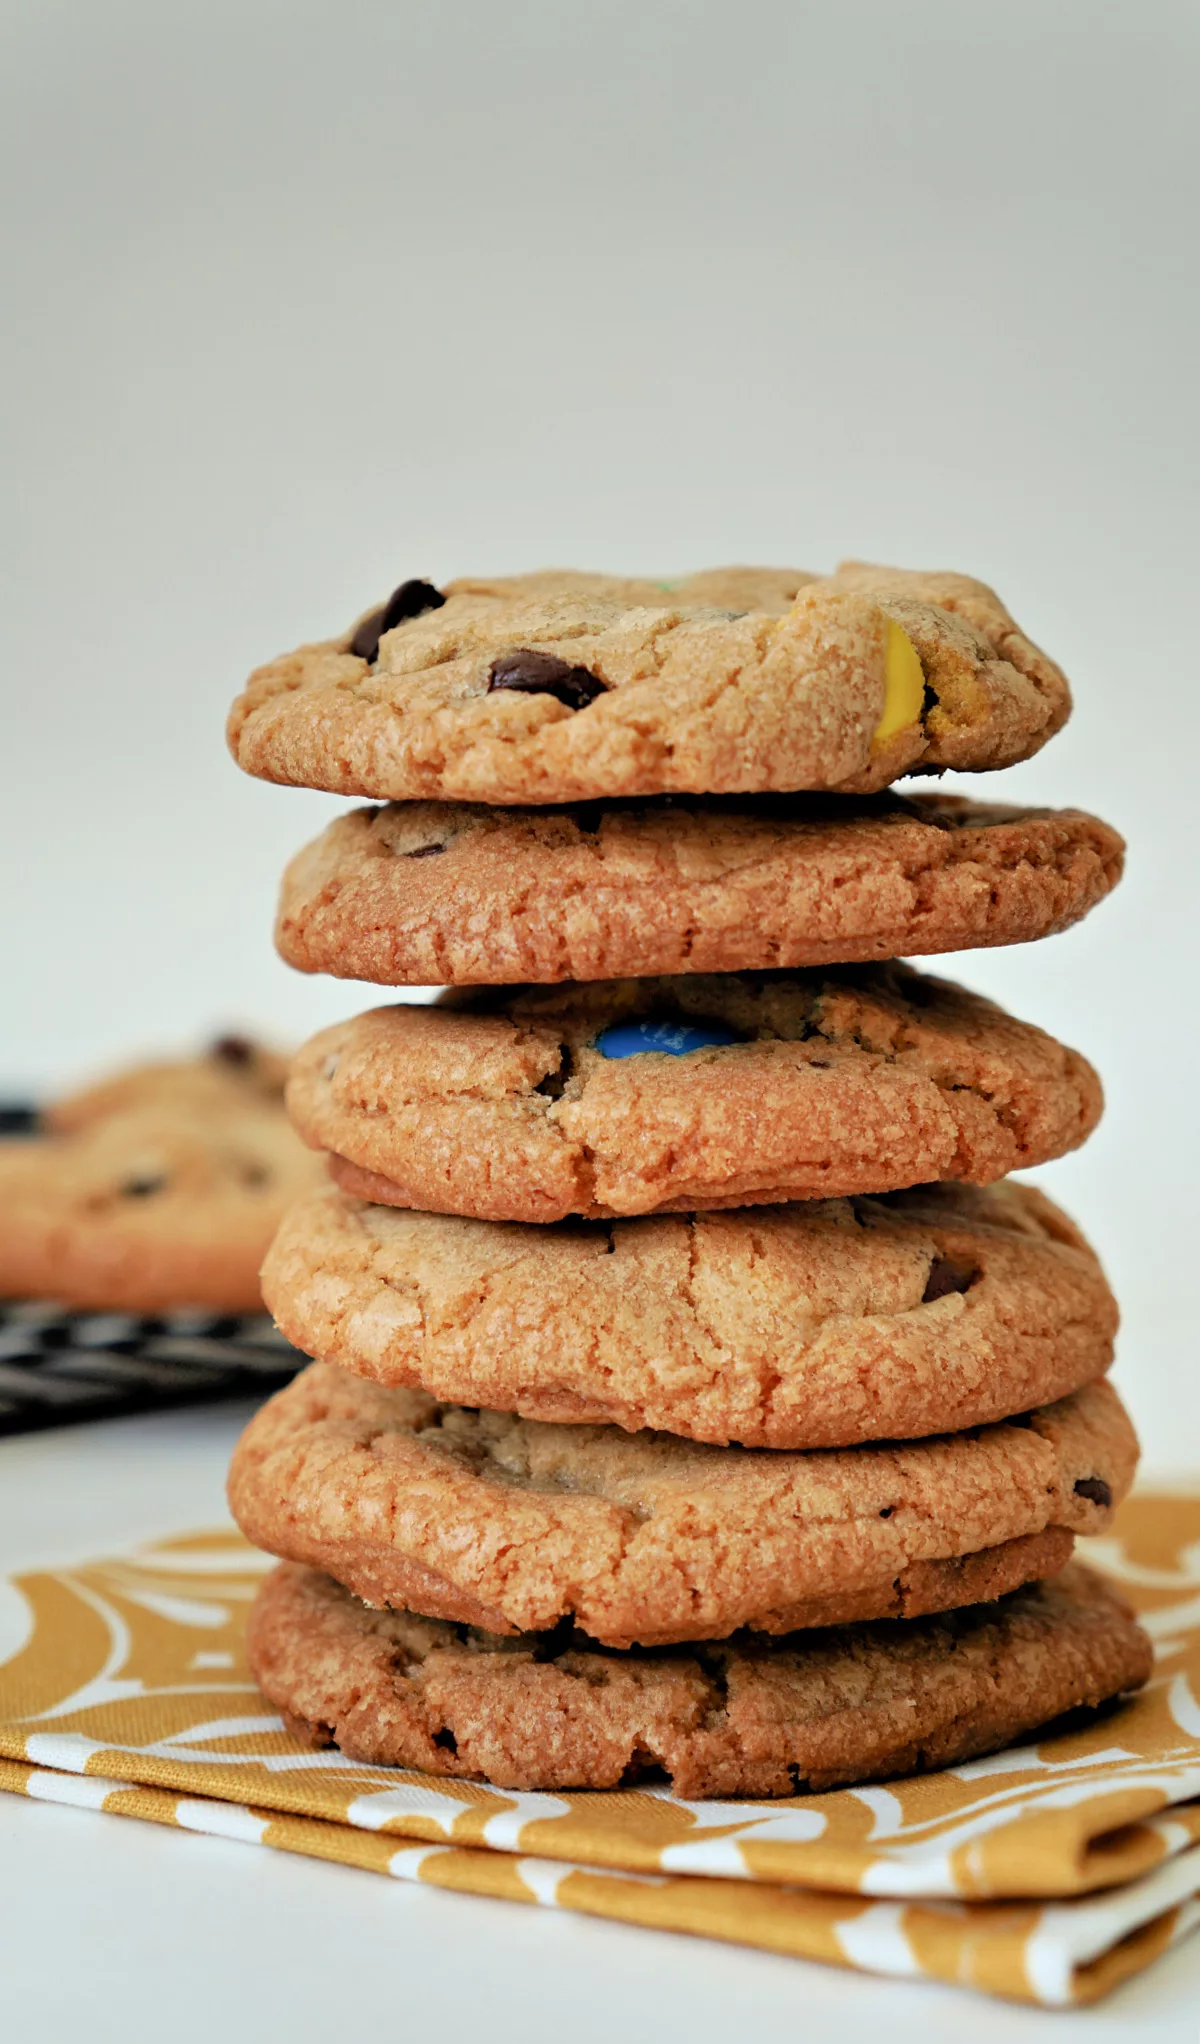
[1,7,1197,1450]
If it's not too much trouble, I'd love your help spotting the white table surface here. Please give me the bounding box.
[0,1405,1197,2043]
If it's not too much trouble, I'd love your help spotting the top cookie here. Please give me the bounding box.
[227,564,1071,805]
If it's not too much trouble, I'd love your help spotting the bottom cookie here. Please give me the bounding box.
[248,1561,1151,1799]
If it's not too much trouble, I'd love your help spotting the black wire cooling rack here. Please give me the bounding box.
[0,1299,306,1436]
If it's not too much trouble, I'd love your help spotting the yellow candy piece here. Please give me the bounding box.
[872,617,925,746]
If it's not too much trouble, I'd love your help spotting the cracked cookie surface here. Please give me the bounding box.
[228,563,1071,805]
[288,964,1102,1222]
[227,1362,1136,1647]
[0,1041,323,1311]
[247,1560,1151,1797]
[275,793,1124,987]
[261,1180,1117,1449]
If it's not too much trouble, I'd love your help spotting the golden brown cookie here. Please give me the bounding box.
[247,1560,1151,1797]
[275,795,1124,987]
[288,965,1102,1222]
[261,1180,1117,1449]
[46,1035,290,1132]
[227,564,1070,805]
[227,1362,1136,1648]
[0,1043,323,1311]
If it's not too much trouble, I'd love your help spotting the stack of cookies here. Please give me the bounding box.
[224,564,1151,1798]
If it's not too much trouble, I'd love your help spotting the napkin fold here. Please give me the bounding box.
[1,1490,1198,2007]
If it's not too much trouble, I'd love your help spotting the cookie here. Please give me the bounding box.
[227,1362,1136,1647]
[45,1035,289,1132]
[288,964,1102,1222]
[248,1560,1151,1797]
[227,563,1071,805]
[261,1180,1117,1450]
[0,1049,323,1311]
[275,795,1124,987]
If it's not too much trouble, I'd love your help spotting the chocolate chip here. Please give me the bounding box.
[922,1256,978,1303]
[121,1174,167,1198]
[379,578,445,631]
[350,607,388,661]
[350,579,446,662]
[1073,1476,1112,1508]
[211,1035,254,1066]
[488,649,606,711]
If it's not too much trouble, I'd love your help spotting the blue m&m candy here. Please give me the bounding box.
[594,1018,740,1060]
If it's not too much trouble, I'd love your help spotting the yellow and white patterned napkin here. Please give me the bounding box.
[1,1490,1198,2007]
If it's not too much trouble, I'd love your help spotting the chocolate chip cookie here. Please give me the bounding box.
[287,965,1102,1222]
[263,1180,1117,1449]
[228,564,1070,805]
[247,1560,1151,1796]
[275,794,1124,987]
[0,1042,323,1311]
[47,1035,289,1131]
[227,1362,1136,1647]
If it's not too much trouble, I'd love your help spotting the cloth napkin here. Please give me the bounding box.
[1,1489,1198,2007]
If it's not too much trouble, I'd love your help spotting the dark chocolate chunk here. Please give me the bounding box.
[921,1256,978,1303]
[211,1035,254,1067]
[1073,1476,1113,1508]
[488,649,606,711]
[349,607,388,661]
[350,579,446,662]
[379,578,445,632]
